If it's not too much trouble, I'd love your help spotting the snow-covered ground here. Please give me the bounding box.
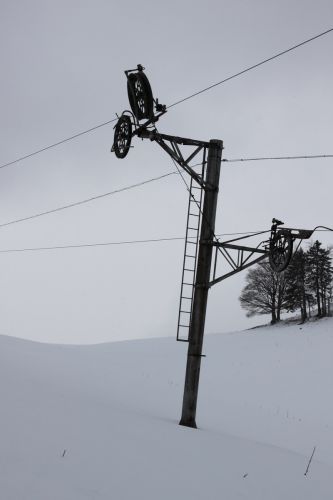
[1,318,333,499]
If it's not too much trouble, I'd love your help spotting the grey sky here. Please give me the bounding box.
[1,0,333,343]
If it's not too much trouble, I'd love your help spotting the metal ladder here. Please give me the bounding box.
[176,173,205,341]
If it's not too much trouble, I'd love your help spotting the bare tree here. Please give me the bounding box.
[239,261,287,324]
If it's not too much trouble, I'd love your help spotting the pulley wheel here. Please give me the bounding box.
[269,232,293,272]
[113,115,132,159]
[127,72,154,121]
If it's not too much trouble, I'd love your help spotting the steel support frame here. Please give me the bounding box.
[209,223,315,287]
[210,240,269,286]
[114,66,318,432]
[179,139,223,428]
[137,127,274,427]
[138,129,209,189]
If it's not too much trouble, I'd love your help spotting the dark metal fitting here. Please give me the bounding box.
[200,239,214,246]
[189,354,206,357]
[204,183,218,192]
[138,129,156,141]
[155,99,167,113]
[195,283,210,290]
[148,129,157,141]
[124,65,144,76]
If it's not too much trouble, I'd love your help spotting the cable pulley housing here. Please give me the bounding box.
[112,115,132,159]
[127,69,154,121]
[111,64,166,159]
[269,231,293,272]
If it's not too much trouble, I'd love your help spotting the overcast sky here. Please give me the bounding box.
[1,0,333,344]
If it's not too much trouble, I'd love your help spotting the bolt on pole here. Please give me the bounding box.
[179,139,223,429]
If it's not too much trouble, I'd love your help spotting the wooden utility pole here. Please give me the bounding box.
[179,139,223,428]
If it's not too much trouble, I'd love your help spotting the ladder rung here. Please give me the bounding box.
[177,183,203,343]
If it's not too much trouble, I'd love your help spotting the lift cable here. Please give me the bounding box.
[1,27,332,172]
[0,237,188,254]
[0,233,265,255]
[222,154,333,163]
[314,225,333,232]
[167,27,333,109]
[0,171,176,230]
[1,157,333,233]
[0,232,272,255]
[0,227,332,255]
[0,118,117,171]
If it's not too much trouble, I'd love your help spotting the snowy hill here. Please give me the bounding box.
[1,318,333,499]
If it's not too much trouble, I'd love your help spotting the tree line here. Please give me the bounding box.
[239,240,333,324]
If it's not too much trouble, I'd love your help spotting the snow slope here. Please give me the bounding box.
[1,318,333,499]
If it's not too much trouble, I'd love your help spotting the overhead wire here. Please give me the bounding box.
[0,150,330,240]
[0,171,177,230]
[0,237,186,254]
[0,28,332,248]
[167,27,333,108]
[314,225,333,232]
[0,149,332,235]
[0,118,117,170]
[0,231,273,255]
[0,227,332,255]
[222,154,333,163]
[1,27,332,171]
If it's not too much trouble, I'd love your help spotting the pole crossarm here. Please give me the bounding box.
[209,239,269,287]
[210,253,267,286]
[138,129,209,188]
[212,241,267,254]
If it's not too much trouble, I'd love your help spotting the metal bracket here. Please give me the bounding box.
[195,283,211,290]
[209,221,315,286]
[209,237,270,287]
[137,129,209,189]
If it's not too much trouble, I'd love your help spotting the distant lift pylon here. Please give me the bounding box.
[111,64,315,429]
